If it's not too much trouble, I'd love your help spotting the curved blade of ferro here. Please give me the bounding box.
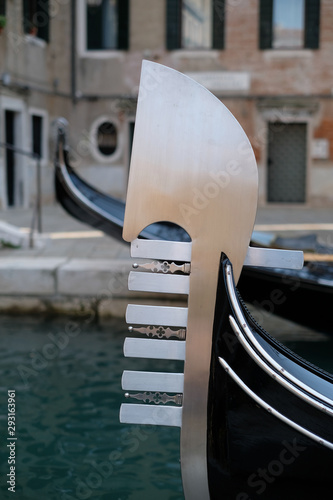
[123,61,258,500]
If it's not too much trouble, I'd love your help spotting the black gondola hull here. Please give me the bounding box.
[207,256,333,499]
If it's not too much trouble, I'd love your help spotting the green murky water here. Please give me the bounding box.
[0,313,332,500]
[0,316,183,500]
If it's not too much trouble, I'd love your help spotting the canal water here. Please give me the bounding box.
[0,312,332,500]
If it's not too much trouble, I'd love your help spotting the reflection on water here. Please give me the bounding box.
[0,316,183,500]
[0,313,332,500]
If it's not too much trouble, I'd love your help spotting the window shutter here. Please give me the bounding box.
[117,0,129,50]
[32,115,43,158]
[304,0,320,49]
[87,4,103,50]
[259,0,273,49]
[22,0,49,41]
[37,0,49,42]
[212,0,225,49]
[22,0,32,34]
[166,0,181,50]
[0,0,6,16]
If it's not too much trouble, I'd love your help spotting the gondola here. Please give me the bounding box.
[55,121,333,333]
[55,62,333,500]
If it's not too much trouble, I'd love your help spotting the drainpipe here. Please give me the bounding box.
[71,0,77,104]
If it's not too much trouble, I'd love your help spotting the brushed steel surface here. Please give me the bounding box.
[244,246,303,269]
[131,238,192,261]
[120,403,182,427]
[123,61,258,500]
[122,370,184,392]
[126,304,188,327]
[132,238,302,271]
[123,337,186,360]
[128,271,190,294]
[132,239,302,270]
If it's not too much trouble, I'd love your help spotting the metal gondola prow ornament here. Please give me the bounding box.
[121,61,258,500]
[122,60,258,280]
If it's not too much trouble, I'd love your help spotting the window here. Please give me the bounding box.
[273,0,304,48]
[166,0,225,50]
[23,0,50,42]
[89,117,122,163]
[182,0,212,49]
[0,0,6,16]
[86,0,129,50]
[32,115,43,158]
[97,121,118,156]
[29,109,48,165]
[259,0,320,50]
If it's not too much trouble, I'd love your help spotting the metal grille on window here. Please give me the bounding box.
[267,122,307,203]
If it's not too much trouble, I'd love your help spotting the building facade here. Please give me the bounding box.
[0,0,332,209]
